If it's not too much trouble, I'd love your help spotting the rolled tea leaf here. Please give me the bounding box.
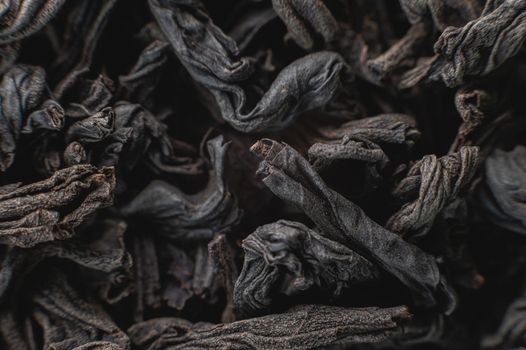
[309,114,420,170]
[0,0,67,44]
[66,107,115,144]
[0,165,115,247]
[272,0,339,50]
[387,146,479,239]
[128,304,411,350]
[234,220,380,314]
[401,0,526,87]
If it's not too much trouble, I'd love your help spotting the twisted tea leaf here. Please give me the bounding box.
[124,137,239,316]
[148,0,253,84]
[65,74,115,119]
[69,218,132,304]
[212,51,351,133]
[162,244,195,310]
[387,146,479,239]
[366,22,430,82]
[21,100,65,134]
[0,217,131,299]
[0,65,64,172]
[401,0,526,87]
[234,220,380,315]
[0,0,67,44]
[130,236,221,317]
[450,85,501,152]
[122,136,240,241]
[435,0,526,87]
[0,164,115,247]
[308,114,419,172]
[272,0,339,50]
[66,107,115,144]
[112,102,203,174]
[192,243,219,298]
[128,304,411,350]
[108,103,155,170]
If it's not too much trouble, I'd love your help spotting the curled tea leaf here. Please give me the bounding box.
[0,0,67,44]
[309,114,419,171]
[122,136,240,241]
[21,100,65,134]
[387,146,479,239]
[0,65,62,172]
[66,107,115,144]
[272,0,339,50]
[401,0,526,87]
[234,220,380,314]
[0,165,115,247]
[150,0,351,132]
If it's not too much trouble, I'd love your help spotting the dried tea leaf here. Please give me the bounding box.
[387,146,479,239]
[128,304,411,350]
[32,273,130,350]
[66,107,115,144]
[0,0,67,44]
[234,220,380,315]
[0,165,115,247]
[272,0,339,50]
[402,0,526,87]
[0,65,64,172]
[309,114,419,172]
[367,23,430,82]
[122,136,240,241]
[149,0,351,132]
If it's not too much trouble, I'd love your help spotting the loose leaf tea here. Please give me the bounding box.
[1,0,526,349]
